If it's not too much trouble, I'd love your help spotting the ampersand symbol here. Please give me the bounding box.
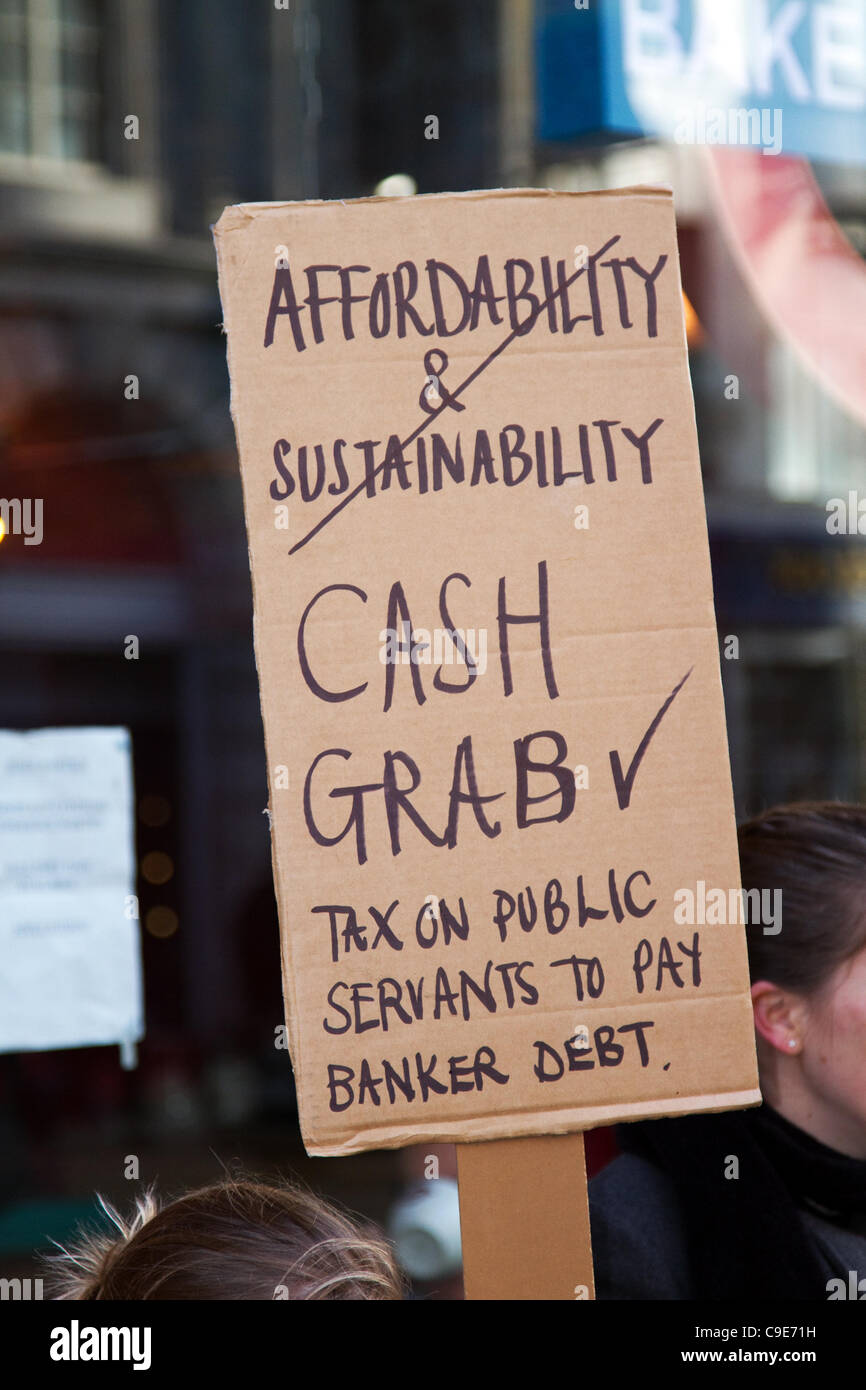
[419,349,465,414]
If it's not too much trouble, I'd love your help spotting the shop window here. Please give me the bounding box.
[0,0,103,162]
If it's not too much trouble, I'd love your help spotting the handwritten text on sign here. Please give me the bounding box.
[215,188,759,1155]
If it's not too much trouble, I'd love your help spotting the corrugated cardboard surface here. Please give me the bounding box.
[214,188,760,1156]
[458,1133,594,1301]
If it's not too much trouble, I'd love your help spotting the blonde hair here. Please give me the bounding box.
[46,1178,404,1301]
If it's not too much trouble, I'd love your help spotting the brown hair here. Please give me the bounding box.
[47,1178,404,1300]
[738,800,866,994]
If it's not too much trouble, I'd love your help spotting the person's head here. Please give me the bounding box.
[47,1178,404,1300]
[738,801,866,1158]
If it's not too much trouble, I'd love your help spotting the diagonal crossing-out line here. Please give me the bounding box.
[288,235,621,556]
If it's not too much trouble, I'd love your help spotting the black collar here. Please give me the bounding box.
[615,1104,866,1299]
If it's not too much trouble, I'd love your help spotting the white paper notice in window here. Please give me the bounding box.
[0,727,143,1059]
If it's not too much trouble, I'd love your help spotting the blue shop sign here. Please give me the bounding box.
[537,0,866,165]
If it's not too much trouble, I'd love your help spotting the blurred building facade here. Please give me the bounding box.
[0,0,504,1278]
[531,0,866,816]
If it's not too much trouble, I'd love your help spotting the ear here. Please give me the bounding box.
[751,980,805,1055]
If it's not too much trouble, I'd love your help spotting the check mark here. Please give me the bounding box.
[608,667,693,810]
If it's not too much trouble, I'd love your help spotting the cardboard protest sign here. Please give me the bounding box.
[214,187,760,1157]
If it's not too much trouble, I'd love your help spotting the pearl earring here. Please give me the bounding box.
[788,1039,797,1049]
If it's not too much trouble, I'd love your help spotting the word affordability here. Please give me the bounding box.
[263,239,668,350]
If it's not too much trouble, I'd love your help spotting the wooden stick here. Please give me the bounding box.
[457,1132,594,1301]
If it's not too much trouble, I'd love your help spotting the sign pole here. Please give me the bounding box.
[457,1132,594,1301]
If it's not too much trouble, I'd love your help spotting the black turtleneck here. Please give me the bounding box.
[611,1102,866,1299]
